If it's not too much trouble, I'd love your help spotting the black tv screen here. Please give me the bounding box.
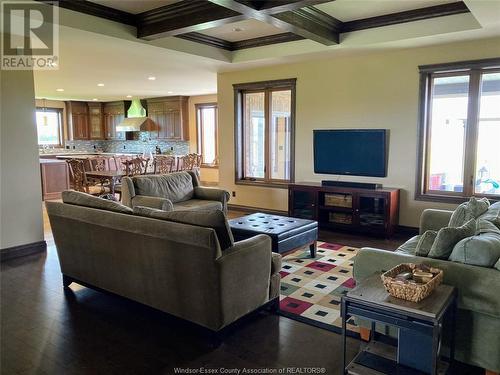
[313,129,388,177]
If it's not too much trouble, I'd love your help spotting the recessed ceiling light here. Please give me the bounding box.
[167,91,173,94]
[148,76,156,81]
[126,95,132,98]
[92,98,98,101]
[97,83,104,87]
[232,27,244,32]
[56,88,64,92]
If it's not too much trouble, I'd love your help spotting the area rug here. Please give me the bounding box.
[279,241,360,337]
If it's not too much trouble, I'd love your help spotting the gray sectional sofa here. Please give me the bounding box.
[354,201,500,373]
[120,171,231,213]
[46,191,281,333]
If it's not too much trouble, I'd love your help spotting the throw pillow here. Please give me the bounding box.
[133,206,234,250]
[428,219,476,259]
[415,230,438,257]
[62,190,133,214]
[448,197,490,227]
[478,201,500,230]
[449,220,500,268]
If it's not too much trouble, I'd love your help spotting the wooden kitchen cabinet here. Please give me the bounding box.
[88,102,104,140]
[146,96,189,140]
[67,101,89,140]
[103,101,129,140]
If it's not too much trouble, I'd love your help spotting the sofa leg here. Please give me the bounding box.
[62,275,73,288]
[485,370,500,375]
[359,327,371,342]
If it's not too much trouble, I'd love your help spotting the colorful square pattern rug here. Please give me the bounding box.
[279,241,360,337]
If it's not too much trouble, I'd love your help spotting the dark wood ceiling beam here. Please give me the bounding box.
[176,32,233,50]
[37,0,136,25]
[177,31,304,50]
[137,0,249,39]
[243,0,336,14]
[207,0,340,45]
[342,2,470,33]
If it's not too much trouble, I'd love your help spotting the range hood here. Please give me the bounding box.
[116,99,158,132]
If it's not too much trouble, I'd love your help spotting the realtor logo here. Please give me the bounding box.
[1,1,59,70]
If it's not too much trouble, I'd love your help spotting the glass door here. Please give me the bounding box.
[290,189,316,220]
[356,194,387,230]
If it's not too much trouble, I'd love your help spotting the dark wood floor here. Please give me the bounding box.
[0,209,483,374]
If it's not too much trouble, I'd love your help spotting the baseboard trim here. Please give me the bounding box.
[0,241,47,262]
[227,204,288,217]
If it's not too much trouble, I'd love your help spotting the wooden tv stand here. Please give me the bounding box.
[288,182,400,238]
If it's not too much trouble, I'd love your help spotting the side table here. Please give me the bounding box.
[341,273,457,375]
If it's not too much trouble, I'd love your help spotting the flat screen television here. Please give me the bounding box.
[313,129,388,177]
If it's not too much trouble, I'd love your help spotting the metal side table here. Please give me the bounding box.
[341,273,457,375]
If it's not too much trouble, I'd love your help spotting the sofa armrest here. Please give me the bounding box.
[194,186,231,212]
[120,177,135,207]
[131,195,174,211]
[419,209,453,234]
[216,235,273,328]
[354,247,500,318]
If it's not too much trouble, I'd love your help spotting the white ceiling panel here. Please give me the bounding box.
[200,19,285,42]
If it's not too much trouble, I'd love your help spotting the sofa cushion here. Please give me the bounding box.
[415,230,438,257]
[478,201,500,230]
[428,219,476,259]
[62,190,133,214]
[396,235,421,255]
[449,221,500,268]
[132,172,194,203]
[448,197,490,227]
[133,206,234,250]
[495,258,500,271]
[173,199,223,211]
[271,253,282,274]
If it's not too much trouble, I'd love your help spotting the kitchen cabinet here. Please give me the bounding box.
[103,101,129,140]
[146,96,189,140]
[88,102,104,140]
[67,101,89,140]
[40,159,70,200]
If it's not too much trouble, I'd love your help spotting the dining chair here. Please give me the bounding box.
[153,155,176,174]
[123,157,149,177]
[178,153,201,171]
[66,159,109,196]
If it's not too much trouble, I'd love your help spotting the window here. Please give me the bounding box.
[416,58,500,202]
[36,108,62,146]
[196,103,218,166]
[234,79,295,187]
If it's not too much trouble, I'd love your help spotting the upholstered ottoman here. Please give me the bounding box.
[229,213,318,257]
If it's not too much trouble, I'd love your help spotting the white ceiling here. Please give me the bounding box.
[87,0,180,14]
[316,0,458,22]
[34,26,226,101]
[200,19,285,42]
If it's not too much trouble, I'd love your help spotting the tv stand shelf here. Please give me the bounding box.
[288,182,400,238]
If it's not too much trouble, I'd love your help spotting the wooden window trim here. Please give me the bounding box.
[234,78,296,188]
[36,107,64,147]
[195,102,218,168]
[415,58,500,203]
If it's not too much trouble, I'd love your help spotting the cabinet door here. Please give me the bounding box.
[171,110,181,139]
[73,114,88,140]
[113,114,125,140]
[89,110,103,139]
[104,114,115,139]
[354,193,387,231]
[289,188,317,220]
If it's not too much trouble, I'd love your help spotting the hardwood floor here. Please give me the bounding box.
[0,206,483,374]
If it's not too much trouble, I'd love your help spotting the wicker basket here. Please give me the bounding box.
[381,263,443,302]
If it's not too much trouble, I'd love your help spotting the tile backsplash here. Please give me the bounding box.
[65,132,189,155]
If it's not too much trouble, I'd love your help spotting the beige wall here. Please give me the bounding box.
[1,69,44,249]
[217,37,500,227]
[188,94,219,183]
[35,99,68,143]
